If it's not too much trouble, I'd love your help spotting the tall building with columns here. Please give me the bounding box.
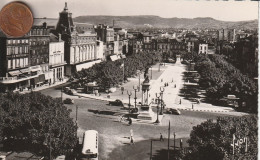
[54,2,98,76]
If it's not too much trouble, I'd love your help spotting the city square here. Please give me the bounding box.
[0,0,258,160]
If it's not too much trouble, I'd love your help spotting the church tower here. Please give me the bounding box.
[56,2,74,35]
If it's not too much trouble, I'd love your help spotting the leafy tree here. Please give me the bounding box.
[0,92,77,158]
[184,115,257,160]
[72,51,161,90]
[194,54,257,112]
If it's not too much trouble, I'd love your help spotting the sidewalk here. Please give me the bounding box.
[76,60,242,114]
[21,78,69,94]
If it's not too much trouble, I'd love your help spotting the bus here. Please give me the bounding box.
[80,130,98,160]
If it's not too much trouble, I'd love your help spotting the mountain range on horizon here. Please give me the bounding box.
[34,15,258,30]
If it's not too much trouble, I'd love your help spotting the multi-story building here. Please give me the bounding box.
[218,29,229,41]
[198,43,208,54]
[96,40,105,60]
[0,33,31,92]
[228,29,236,43]
[29,22,54,85]
[157,38,170,53]
[49,33,66,84]
[128,38,143,54]
[54,3,99,75]
[95,24,115,59]
[234,34,258,77]
[143,34,153,51]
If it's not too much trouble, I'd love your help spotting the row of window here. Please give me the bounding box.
[7,39,29,44]
[31,57,49,66]
[7,46,29,55]
[29,40,48,46]
[30,49,49,55]
[49,55,64,65]
[30,29,49,36]
[8,58,29,69]
[158,45,185,49]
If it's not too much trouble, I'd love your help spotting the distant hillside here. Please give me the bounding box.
[73,15,258,29]
[34,16,258,30]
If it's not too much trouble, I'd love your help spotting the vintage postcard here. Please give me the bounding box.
[0,0,258,160]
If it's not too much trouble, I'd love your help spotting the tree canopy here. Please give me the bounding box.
[184,115,257,160]
[194,54,257,113]
[72,52,161,90]
[0,92,77,158]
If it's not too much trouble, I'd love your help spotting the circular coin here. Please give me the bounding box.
[0,2,33,37]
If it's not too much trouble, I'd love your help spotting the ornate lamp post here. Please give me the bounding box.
[160,86,165,115]
[137,70,141,92]
[127,90,132,119]
[133,85,138,109]
[155,93,160,123]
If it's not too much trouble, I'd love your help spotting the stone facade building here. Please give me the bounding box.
[29,23,54,85]
[54,3,98,75]
[49,34,66,83]
[0,33,31,92]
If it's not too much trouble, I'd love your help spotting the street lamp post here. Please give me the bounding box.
[160,86,165,115]
[138,70,141,92]
[150,140,153,160]
[127,90,132,119]
[150,66,153,79]
[155,93,160,123]
[158,59,161,72]
[133,85,138,109]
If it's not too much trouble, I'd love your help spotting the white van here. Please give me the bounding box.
[81,130,98,160]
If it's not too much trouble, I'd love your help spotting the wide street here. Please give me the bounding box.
[41,87,230,159]
[39,60,247,160]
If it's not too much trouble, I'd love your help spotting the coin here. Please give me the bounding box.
[0,2,33,37]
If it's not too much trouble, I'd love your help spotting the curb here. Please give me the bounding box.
[177,108,231,113]
[76,94,234,113]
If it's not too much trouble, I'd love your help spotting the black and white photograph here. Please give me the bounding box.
[0,0,258,159]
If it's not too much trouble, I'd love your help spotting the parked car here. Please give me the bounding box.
[166,108,181,115]
[68,89,77,95]
[109,99,124,106]
[63,98,74,104]
[63,87,70,93]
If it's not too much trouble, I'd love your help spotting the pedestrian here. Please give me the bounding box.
[130,136,134,144]
[167,82,169,86]
[179,99,182,105]
[180,139,183,149]
[128,118,132,125]
[164,83,166,87]
[174,84,176,88]
[160,133,164,141]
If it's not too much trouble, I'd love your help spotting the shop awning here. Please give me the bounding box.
[20,68,30,73]
[30,65,41,72]
[76,60,102,71]
[9,70,22,76]
[110,55,119,61]
[33,74,45,84]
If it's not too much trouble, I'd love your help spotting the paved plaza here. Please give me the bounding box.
[77,60,242,115]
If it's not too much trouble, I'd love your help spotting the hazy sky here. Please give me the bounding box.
[0,0,258,21]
